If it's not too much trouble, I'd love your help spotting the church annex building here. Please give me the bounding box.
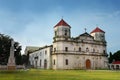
[26,19,108,70]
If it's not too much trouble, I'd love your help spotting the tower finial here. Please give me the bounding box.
[96,24,98,27]
[84,28,87,33]
[62,16,64,19]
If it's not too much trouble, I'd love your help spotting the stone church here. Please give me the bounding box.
[28,19,108,69]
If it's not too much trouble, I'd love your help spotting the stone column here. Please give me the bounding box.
[7,39,16,70]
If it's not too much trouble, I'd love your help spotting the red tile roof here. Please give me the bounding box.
[112,61,120,64]
[90,27,105,33]
[54,19,71,28]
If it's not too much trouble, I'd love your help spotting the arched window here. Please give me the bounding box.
[86,47,89,52]
[44,59,47,69]
[65,59,68,65]
[40,52,42,56]
[54,48,56,52]
[79,47,81,52]
[40,59,42,67]
[103,50,106,54]
[45,50,47,55]
[53,59,55,65]
[55,31,57,36]
[93,49,95,52]
[65,47,68,52]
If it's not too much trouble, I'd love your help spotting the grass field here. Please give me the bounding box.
[0,69,120,80]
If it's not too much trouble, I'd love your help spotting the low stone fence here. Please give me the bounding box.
[16,65,25,69]
[0,65,25,70]
[0,65,7,70]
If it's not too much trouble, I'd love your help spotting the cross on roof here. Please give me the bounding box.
[84,28,87,32]
[62,16,64,19]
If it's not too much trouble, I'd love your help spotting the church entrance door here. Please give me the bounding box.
[86,59,91,69]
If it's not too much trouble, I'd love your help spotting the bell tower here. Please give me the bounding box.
[53,19,71,42]
[90,27,105,42]
[52,19,71,69]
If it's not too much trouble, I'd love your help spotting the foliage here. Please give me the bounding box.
[108,50,120,63]
[108,52,113,63]
[21,54,29,66]
[0,69,120,80]
[113,50,120,61]
[0,34,11,65]
[0,33,22,65]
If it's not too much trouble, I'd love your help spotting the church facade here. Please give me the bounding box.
[29,19,108,69]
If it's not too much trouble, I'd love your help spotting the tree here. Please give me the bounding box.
[113,50,120,61]
[14,42,22,65]
[108,50,120,63]
[108,52,113,63]
[21,53,30,67]
[0,33,22,65]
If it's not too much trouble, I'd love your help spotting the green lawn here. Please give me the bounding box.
[0,69,120,80]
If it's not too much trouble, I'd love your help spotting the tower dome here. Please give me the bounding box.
[91,27,105,33]
[54,19,71,28]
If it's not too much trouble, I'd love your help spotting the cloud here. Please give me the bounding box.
[0,3,120,54]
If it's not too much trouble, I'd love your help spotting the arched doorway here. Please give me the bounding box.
[44,59,47,69]
[116,65,119,70]
[86,59,91,69]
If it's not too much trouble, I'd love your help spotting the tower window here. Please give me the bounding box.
[64,30,67,36]
[65,59,68,65]
[55,31,57,36]
[65,47,68,52]
[45,50,47,55]
[54,48,56,52]
[103,50,106,54]
[95,34,98,39]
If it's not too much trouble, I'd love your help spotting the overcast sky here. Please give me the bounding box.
[0,0,120,54]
